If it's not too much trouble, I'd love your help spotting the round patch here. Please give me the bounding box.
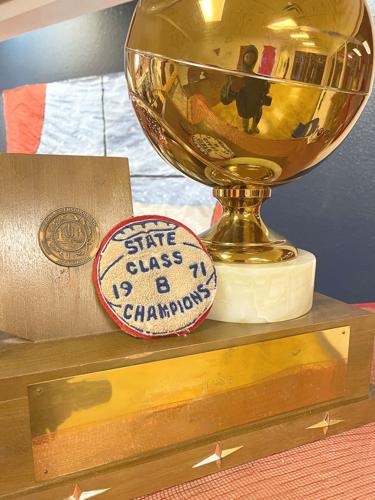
[93,215,217,339]
[190,134,235,161]
[38,207,100,267]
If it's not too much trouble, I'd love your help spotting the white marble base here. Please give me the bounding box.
[209,250,316,324]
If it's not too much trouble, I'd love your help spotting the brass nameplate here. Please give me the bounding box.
[28,326,350,481]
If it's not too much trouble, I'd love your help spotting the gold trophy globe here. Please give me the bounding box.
[125,0,374,323]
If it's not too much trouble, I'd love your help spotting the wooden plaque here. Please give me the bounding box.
[0,153,133,341]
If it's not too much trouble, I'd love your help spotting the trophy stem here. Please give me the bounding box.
[200,186,297,264]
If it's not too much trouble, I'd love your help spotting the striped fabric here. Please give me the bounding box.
[2,73,215,234]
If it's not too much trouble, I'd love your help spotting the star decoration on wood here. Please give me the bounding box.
[193,442,243,468]
[72,485,82,500]
[307,412,344,436]
[64,484,110,500]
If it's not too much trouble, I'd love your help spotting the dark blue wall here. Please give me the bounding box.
[0,1,374,303]
[268,0,375,304]
[264,101,375,303]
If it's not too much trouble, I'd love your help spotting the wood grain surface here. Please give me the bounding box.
[0,153,132,340]
[1,397,374,500]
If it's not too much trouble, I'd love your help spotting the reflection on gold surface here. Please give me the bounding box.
[128,0,374,92]
[29,327,350,480]
[199,0,225,23]
[126,0,374,262]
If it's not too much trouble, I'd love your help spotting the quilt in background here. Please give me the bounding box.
[2,73,215,234]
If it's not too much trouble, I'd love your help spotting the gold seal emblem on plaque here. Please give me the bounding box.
[38,207,100,267]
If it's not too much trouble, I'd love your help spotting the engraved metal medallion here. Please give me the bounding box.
[38,207,100,267]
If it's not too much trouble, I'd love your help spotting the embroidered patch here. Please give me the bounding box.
[94,215,217,338]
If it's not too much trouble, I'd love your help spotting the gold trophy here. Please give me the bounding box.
[125,0,374,323]
[2,5,375,499]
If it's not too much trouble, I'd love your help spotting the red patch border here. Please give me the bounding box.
[93,214,215,339]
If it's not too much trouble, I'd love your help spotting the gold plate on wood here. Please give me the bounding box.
[28,326,350,481]
[38,207,100,267]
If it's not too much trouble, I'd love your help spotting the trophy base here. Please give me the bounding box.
[0,294,374,499]
[209,249,316,323]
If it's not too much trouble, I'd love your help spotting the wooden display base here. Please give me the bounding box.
[0,294,374,499]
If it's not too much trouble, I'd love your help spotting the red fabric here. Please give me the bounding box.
[354,303,375,313]
[211,202,223,226]
[259,46,277,76]
[3,83,46,153]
